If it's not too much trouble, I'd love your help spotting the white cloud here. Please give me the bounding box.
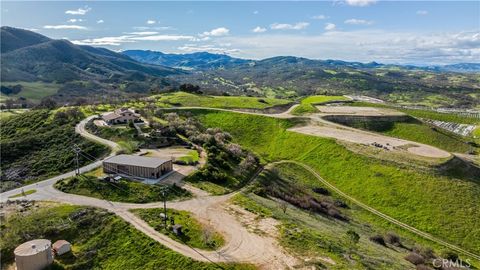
[97,19,104,24]
[344,0,377,7]
[218,30,480,64]
[416,10,429,15]
[344,19,373,25]
[130,35,194,41]
[201,27,230,36]
[178,44,240,54]
[252,26,267,33]
[133,26,174,31]
[65,6,91,15]
[67,19,83,23]
[71,33,194,46]
[43,25,87,30]
[127,31,159,35]
[72,36,134,46]
[253,10,259,15]
[270,22,309,30]
[146,20,156,25]
[311,15,328,20]
[325,23,336,31]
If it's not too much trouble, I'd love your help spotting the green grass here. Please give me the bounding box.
[0,81,61,103]
[0,109,108,192]
[382,122,471,153]
[0,204,253,270]
[55,175,191,203]
[192,109,480,255]
[331,116,472,153]
[8,189,36,198]
[176,150,200,165]
[292,95,349,115]
[232,192,414,269]
[131,208,224,250]
[0,109,28,120]
[154,91,290,109]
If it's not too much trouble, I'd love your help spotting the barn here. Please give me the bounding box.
[103,155,173,179]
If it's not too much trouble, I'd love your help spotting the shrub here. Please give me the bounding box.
[404,252,425,265]
[385,232,402,246]
[312,187,330,195]
[369,234,386,246]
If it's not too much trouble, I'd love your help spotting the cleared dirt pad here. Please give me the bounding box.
[316,106,405,116]
[289,125,450,158]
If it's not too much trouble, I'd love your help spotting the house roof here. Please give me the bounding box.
[102,112,121,121]
[104,154,170,168]
[53,240,70,249]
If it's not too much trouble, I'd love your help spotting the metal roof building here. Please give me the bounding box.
[103,154,173,179]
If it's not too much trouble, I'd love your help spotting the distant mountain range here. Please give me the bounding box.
[123,50,249,70]
[1,26,180,83]
[1,27,479,108]
[123,49,480,73]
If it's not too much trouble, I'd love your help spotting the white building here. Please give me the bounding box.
[102,108,141,125]
[53,240,71,256]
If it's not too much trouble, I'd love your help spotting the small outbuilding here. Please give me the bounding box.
[103,154,173,179]
[53,240,71,256]
[14,239,53,270]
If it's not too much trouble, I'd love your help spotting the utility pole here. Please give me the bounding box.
[72,144,81,176]
[162,188,168,228]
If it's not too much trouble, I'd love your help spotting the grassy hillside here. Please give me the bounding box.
[0,204,253,270]
[132,208,224,250]
[233,162,444,269]
[153,91,290,109]
[192,109,480,255]
[382,122,471,153]
[0,109,108,192]
[292,95,349,115]
[328,116,472,153]
[0,81,61,103]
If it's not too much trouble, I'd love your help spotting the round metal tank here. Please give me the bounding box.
[14,239,53,270]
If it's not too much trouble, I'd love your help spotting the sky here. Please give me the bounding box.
[1,1,479,65]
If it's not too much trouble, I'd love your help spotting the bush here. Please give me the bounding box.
[404,252,425,265]
[312,187,330,195]
[385,232,402,246]
[369,234,386,246]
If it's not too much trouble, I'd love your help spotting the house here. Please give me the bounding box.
[103,154,173,179]
[102,108,141,125]
[52,240,71,256]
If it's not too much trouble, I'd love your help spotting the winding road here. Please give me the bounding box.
[1,104,478,267]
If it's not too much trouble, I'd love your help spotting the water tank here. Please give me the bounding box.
[14,239,53,270]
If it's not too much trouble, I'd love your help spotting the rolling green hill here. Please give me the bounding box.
[190,109,480,255]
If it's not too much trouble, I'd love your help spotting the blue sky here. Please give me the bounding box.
[1,1,479,64]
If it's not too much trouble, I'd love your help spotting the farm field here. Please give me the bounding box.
[192,109,480,255]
